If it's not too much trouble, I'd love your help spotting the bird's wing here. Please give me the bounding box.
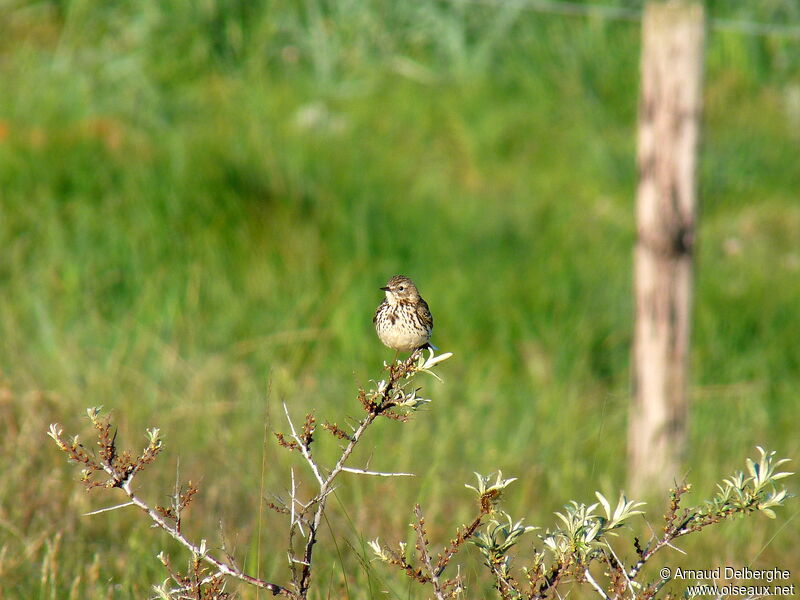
[417,298,433,330]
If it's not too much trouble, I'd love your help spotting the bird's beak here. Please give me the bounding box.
[380,286,390,291]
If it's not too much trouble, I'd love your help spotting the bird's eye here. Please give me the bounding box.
[398,286,405,291]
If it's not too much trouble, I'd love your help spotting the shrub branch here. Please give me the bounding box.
[49,349,453,599]
[47,354,792,600]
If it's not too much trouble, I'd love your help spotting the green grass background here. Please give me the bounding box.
[1,0,799,597]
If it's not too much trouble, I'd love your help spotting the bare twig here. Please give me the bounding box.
[340,466,415,477]
[584,568,610,600]
[83,501,136,516]
[283,404,324,486]
[120,479,289,595]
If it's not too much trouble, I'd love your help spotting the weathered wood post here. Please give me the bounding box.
[628,1,705,496]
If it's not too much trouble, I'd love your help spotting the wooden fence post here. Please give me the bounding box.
[628,1,705,496]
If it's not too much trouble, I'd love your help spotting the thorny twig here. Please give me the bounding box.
[47,356,791,600]
[279,348,447,597]
[413,504,447,600]
[48,412,291,597]
[49,349,452,599]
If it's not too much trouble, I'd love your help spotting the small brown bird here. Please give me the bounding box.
[373,275,434,353]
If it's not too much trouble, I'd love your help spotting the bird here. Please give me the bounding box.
[373,275,434,354]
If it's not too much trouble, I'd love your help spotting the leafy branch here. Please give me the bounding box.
[49,349,453,599]
[47,353,793,600]
[370,449,793,600]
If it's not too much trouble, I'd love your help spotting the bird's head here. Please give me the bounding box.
[380,275,420,304]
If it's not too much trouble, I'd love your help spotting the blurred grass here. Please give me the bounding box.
[1,0,799,597]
